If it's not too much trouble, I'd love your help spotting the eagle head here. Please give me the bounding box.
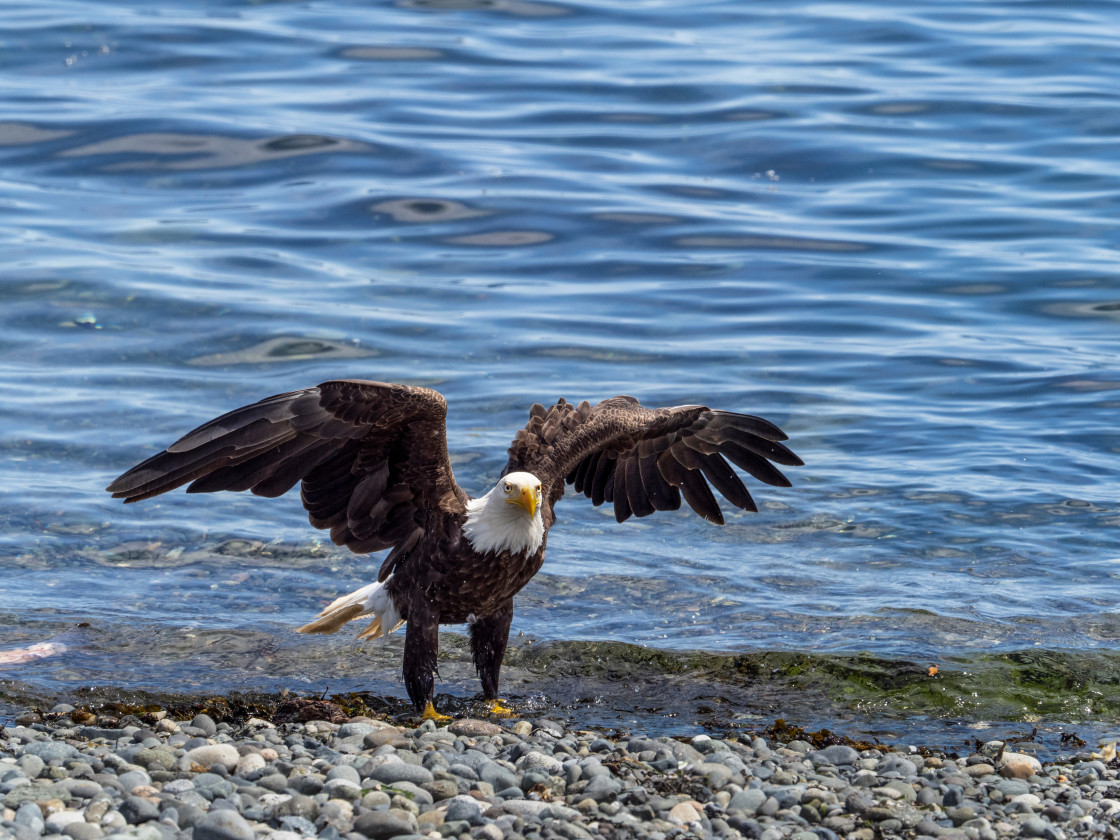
[462,471,545,557]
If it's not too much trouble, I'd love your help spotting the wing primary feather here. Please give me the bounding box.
[667,442,705,471]
[698,452,757,512]
[681,433,721,456]
[612,460,633,522]
[252,441,337,498]
[677,466,724,524]
[163,391,308,453]
[639,450,680,510]
[590,454,615,506]
[185,434,317,495]
[720,427,804,467]
[656,448,689,488]
[707,410,790,442]
[572,450,597,493]
[722,441,793,487]
[625,455,656,518]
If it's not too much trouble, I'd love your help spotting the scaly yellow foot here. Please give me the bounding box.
[486,698,513,717]
[420,701,451,723]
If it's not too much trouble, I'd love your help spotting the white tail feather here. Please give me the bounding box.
[296,575,404,639]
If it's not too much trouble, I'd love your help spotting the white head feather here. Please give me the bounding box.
[462,471,545,556]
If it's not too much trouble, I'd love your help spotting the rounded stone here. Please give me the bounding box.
[353,810,415,839]
[668,801,702,824]
[56,779,100,799]
[478,762,518,792]
[119,796,160,824]
[17,754,45,779]
[132,748,175,770]
[190,714,218,736]
[810,745,859,766]
[185,744,241,772]
[234,753,266,777]
[45,809,87,833]
[364,729,410,749]
[692,762,734,788]
[499,799,551,818]
[326,764,361,785]
[444,797,482,825]
[729,789,767,815]
[1000,752,1043,780]
[422,779,459,801]
[116,770,151,792]
[63,822,104,840]
[337,721,380,739]
[322,778,362,799]
[192,808,255,840]
[368,762,434,786]
[1021,817,1062,839]
[20,741,79,762]
[515,751,563,775]
[448,719,502,737]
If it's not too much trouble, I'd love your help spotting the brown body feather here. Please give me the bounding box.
[107,379,801,711]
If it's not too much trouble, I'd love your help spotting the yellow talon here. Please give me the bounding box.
[487,698,513,717]
[421,701,451,723]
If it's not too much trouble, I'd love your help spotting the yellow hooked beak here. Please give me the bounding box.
[507,484,538,517]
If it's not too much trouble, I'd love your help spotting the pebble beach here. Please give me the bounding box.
[3,704,1119,840]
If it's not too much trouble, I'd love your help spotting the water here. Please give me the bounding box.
[2,0,1119,747]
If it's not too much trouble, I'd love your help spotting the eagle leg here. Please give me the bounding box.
[403,600,440,713]
[470,600,514,703]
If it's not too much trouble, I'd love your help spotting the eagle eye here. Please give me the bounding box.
[503,483,511,493]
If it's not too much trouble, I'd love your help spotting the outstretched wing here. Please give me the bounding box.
[107,380,467,574]
[504,396,801,525]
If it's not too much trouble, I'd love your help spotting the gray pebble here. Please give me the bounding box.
[445,797,484,824]
[368,761,434,786]
[14,800,45,833]
[20,740,78,762]
[1,701,1112,840]
[192,807,255,840]
[120,795,161,823]
[810,745,859,766]
[729,788,767,814]
[17,754,45,779]
[191,714,218,736]
[117,769,151,792]
[582,773,622,801]
[326,764,361,784]
[62,821,104,840]
[279,815,318,836]
[353,810,415,838]
[479,762,518,792]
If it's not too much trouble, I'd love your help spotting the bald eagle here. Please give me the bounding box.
[107,380,801,718]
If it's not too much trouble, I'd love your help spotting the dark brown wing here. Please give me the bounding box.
[504,396,802,525]
[107,380,467,575]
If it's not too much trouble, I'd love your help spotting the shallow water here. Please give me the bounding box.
[2,0,1119,743]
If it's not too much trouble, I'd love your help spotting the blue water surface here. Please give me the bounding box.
[2,0,1119,715]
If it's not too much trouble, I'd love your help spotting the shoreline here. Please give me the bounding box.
[3,697,1119,840]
